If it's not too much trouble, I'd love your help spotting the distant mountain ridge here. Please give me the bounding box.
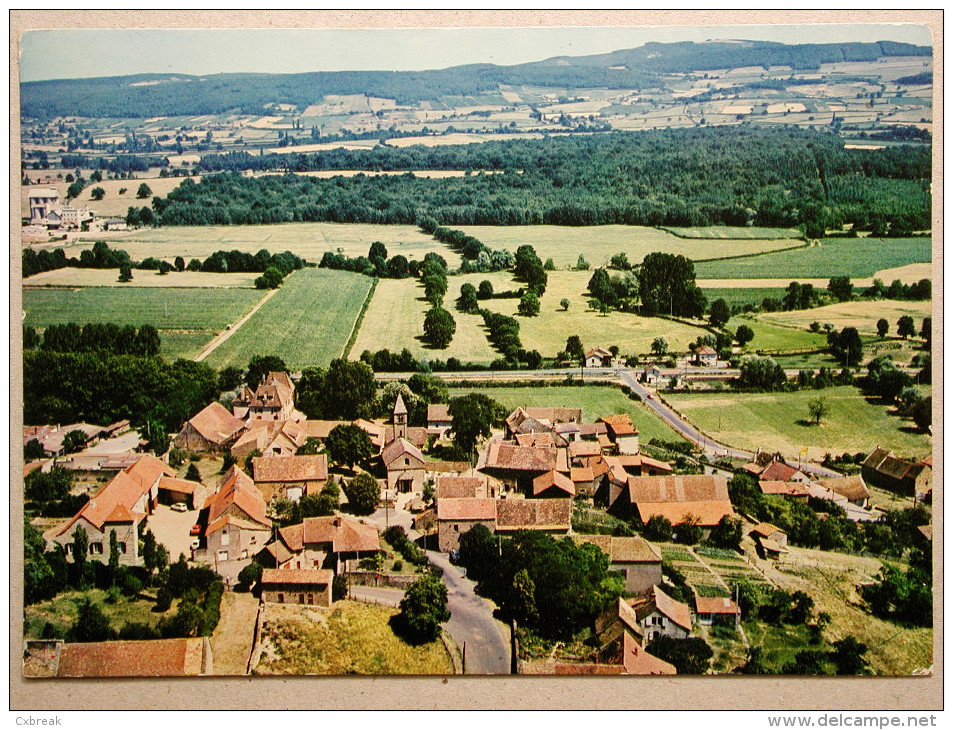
[20,39,931,120]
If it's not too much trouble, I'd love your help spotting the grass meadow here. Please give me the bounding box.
[758,300,932,338]
[726,316,830,352]
[665,385,932,462]
[254,601,454,675]
[660,226,803,240]
[204,268,373,371]
[695,237,932,279]
[24,268,260,288]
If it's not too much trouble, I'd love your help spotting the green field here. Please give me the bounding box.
[23,268,260,288]
[471,270,708,358]
[349,277,501,364]
[701,288,787,308]
[453,225,802,269]
[70,222,461,269]
[204,268,374,371]
[22,286,266,360]
[660,226,803,240]
[666,386,932,462]
[727,316,830,352]
[451,384,688,444]
[695,237,932,279]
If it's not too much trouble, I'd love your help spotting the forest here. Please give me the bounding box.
[149,127,930,232]
[20,40,929,120]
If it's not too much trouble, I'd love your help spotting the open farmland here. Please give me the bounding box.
[23,268,259,288]
[726,316,829,352]
[453,225,803,270]
[69,222,460,269]
[22,286,265,360]
[695,237,932,279]
[452,385,687,445]
[700,287,787,309]
[660,226,803,240]
[349,276,500,364]
[20,175,195,219]
[463,270,708,357]
[204,268,374,371]
[666,386,932,462]
[759,300,932,337]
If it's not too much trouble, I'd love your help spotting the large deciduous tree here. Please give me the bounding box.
[423,306,456,349]
[637,253,706,318]
[342,472,380,516]
[394,574,451,644]
[448,393,500,454]
[325,424,374,470]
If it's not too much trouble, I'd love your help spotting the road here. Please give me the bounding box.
[427,550,511,675]
[349,585,404,608]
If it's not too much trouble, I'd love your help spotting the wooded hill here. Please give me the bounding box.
[150,126,930,232]
[21,40,930,120]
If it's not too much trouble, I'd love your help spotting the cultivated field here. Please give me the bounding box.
[22,286,266,360]
[700,287,787,308]
[453,225,802,270]
[759,300,933,337]
[253,600,454,675]
[695,237,932,279]
[68,222,461,269]
[204,268,374,371]
[467,270,708,357]
[23,268,259,288]
[348,277,500,364]
[660,226,803,240]
[452,385,688,445]
[666,386,932,462]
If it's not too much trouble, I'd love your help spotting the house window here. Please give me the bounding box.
[453,525,459,532]
[278,593,285,604]
[404,458,410,466]
[298,594,305,604]
[307,594,314,605]
[218,550,229,561]
[313,559,320,567]
[89,543,103,555]
[117,542,127,554]
[221,532,230,547]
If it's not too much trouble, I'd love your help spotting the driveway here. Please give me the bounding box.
[427,550,510,675]
[147,503,200,563]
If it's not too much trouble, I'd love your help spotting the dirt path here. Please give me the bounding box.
[193,287,279,362]
[210,591,260,675]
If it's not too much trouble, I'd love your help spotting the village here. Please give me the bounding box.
[22,357,933,677]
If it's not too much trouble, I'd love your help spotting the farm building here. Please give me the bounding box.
[862,448,932,497]
[585,347,614,368]
[44,455,175,567]
[608,474,734,532]
[531,470,576,499]
[259,568,333,607]
[156,476,202,509]
[758,480,810,501]
[435,475,495,500]
[436,497,497,552]
[251,454,329,502]
[494,498,572,536]
[572,534,663,595]
[600,414,640,455]
[815,475,871,508]
[480,441,569,493]
[231,419,309,463]
[174,402,245,453]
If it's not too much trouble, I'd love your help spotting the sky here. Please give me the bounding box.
[19,23,933,82]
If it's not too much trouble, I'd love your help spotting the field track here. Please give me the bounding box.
[194,287,279,362]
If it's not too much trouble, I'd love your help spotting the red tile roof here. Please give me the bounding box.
[629,585,693,632]
[301,516,380,553]
[381,437,424,467]
[758,460,800,482]
[626,474,730,503]
[572,534,662,563]
[261,568,333,586]
[600,414,637,437]
[532,470,575,497]
[750,522,785,539]
[252,454,328,483]
[427,404,451,422]
[622,631,677,675]
[759,480,810,497]
[436,476,486,499]
[495,498,571,531]
[694,596,740,615]
[635,500,735,528]
[54,638,207,677]
[157,476,200,495]
[204,466,270,531]
[437,498,498,521]
[183,402,245,445]
[483,442,565,473]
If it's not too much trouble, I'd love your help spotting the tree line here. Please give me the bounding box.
[25,322,161,357]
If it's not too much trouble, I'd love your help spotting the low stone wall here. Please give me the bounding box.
[347,571,418,589]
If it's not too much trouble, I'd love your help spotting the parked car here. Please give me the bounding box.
[171,502,188,512]
[190,538,201,550]
[190,524,202,536]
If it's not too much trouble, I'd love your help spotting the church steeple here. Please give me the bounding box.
[393,393,408,441]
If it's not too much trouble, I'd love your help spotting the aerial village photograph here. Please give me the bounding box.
[13,11,938,704]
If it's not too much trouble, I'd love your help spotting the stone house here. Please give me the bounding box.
[694,596,741,627]
[572,534,663,595]
[627,585,693,641]
[426,404,453,440]
[233,372,296,421]
[195,467,271,566]
[600,415,640,455]
[256,515,380,574]
[260,568,333,607]
[381,437,427,494]
[251,454,329,503]
[174,402,245,453]
[436,498,497,552]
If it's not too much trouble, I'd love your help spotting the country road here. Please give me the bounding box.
[194,287,279,362]
[427,550,511,675]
